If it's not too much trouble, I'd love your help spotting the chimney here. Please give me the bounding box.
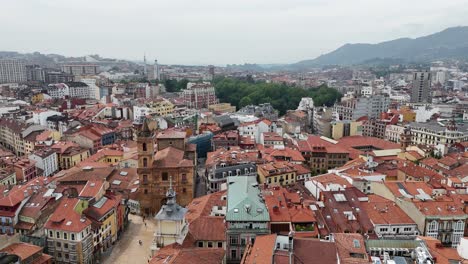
[288,231,294,264]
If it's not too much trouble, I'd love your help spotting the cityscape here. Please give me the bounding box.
[1,1,468,264]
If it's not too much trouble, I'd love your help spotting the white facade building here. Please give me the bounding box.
[29,149,59,177]
[0,59,26,84]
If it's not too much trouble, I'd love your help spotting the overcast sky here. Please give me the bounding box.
[2,0,468,65]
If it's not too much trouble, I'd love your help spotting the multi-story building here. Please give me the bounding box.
[208,103,236,114]
[28,148,58,177]
[225,176,270,263]
[212,130,240,149]
[409,121,468,146]
[205,147,260,193]
[0,167,16,185]
[44,69,74,84]
[373,181,467,248]
[1,157,37,182]
[385,124,405,143]
[411,71,432,103]
[296,135,349,175]
[363,194,419,239]
[0,59,26,83]
[181,82,218,109]
[257,162,297,186]
[334,94,390,120]
[313,106,334,137]
[51,141,90,170]
[330,120,363,140]
[45,198,94,264]
[133,98,175,124]
[83,194,120,255]
[137,121,195,216]
[61,64,99,76]
[26,64,46,82]
[47,82,93,99]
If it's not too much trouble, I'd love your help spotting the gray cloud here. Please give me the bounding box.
[1,0,468,65]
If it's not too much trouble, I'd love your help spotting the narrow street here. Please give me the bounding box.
[102,214,156,264]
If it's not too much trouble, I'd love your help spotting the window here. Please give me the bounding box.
[49,231,53,238]
[231,250,237,259]
[181,173,187,183]
[183,188,187,193]
[142,143,147,151]
[65,254,69,259]
[64,233,68,239]
[198,241,203,247]
[162,172,169,181]
[143,158,148,167]
[71,234,75,240]
[56,232,60,239]
[403,227,412,232]
[143,175,148,184]
[217,242,223,248]
[64,243,69,249]
[56,242,61,247]
[57,253,62,258]
[144,189,148,194]
[208,242,213,248]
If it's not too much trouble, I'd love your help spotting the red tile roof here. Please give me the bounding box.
[363,195,415,225]
[45,197,91,232]
[0,242,47,261]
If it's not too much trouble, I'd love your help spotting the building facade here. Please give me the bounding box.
[0,59,26,83]
[410,71,432,103]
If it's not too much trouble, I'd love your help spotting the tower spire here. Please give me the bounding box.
[143,53,147,76]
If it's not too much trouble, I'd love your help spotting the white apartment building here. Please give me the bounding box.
[0,59,26,83]
[385,124,405,143]
[29,148,59,177]
[409,121,468,145]
[47,82,92,99]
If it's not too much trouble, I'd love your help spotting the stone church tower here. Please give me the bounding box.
[137,119,196,216]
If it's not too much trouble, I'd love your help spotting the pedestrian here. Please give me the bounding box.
[145,222,147,228]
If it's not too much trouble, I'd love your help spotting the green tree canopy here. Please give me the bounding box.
[213,77,342,115]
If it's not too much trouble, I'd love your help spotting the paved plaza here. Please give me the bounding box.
[102,214,156,264]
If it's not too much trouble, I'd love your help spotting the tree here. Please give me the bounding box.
[239,96,252,107]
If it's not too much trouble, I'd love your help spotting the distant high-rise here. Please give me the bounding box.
[0,59,27,83]
[410,71,432,103]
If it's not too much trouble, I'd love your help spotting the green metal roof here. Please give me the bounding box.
[226,176,270,222]
[366,239,424,250]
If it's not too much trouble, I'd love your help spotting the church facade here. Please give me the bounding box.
[137,120,196,216]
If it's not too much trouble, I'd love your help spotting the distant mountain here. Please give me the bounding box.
[294,26,468,68]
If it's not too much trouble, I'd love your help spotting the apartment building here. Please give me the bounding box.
[29,148,59,177]
[0,59,26,83]
[205,147,260,193]
[409,121,468,145]
[296,135,349,175]
[45,198,94,264]
[181,82,218,109]
[334,94,390,120]
[411,71,432,103]
[61,64,98,76]
[225,176,270,263]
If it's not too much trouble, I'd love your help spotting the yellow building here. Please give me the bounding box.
[51,141,91,170]
[257,162,296,186]
[331,120,363,140]
[83,148,124,165]
[399,106,416,122]
[31,93,45,104]
[146,98,175,116]
[208,103,236,113]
